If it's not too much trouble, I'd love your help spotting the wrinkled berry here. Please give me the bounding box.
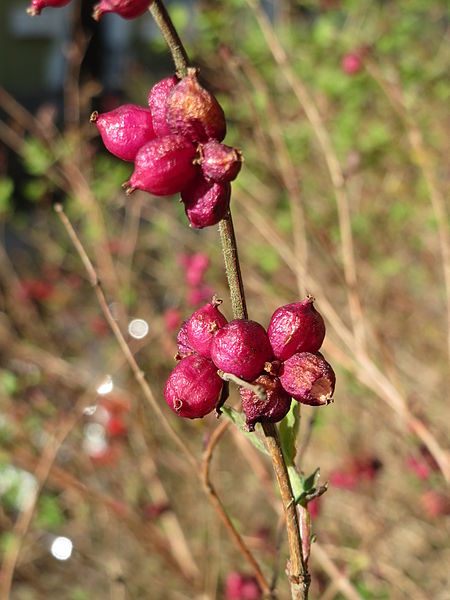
[186,297,228,358]
[279,352,335,406]
[240,375,291,431]
[176,320,194,359]
[91,105,155,162]
[211,320,273,381]
[164,355,222,419]
[182,176,231,228]
[148,75,179,137]
[125,134,199,196]
[27,0,71,15]
[201,140,243,183]
[268,297,325,361]
[93,0,152,20]
[166,68,226,143]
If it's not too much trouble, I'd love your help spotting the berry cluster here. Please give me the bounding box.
[27,0,153,19]
[91,69,242,228]
[165,296,336,430]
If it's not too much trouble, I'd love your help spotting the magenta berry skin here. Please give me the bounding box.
[341,53,362,75]
[240,375,292,431]
[176,320,194,359]
[182,177,231,228]
[268,297,325,361]
[166,68,226,143]
[27,0,71,16]
[211,320,273,381]
[164,355,222,419]
[148,76,179,137]
[91,105,155,162]
[93,0,152,20]
[186,299,228,358]
[201,140,243,183]
[279,352,335,406]
[126,134,199,196]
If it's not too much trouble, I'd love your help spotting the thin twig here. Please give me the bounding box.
[54,203,199,471]
[149,0,190,77]
[201,420,273,598]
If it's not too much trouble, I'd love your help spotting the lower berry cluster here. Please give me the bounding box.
[91,69,242,228]
[164,296,336,431]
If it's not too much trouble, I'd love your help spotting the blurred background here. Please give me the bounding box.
[0,0,448,598]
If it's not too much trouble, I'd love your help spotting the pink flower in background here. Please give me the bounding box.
[308,497,321,519]
[341,53,362,75]
[164,308,182,332]
[225,572,261,600]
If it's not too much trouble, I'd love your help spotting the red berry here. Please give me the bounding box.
[211,320,273,381]
[91,105,155,162]
[125,134,199,196]
[240,375,291,431]
[166,68,226,143]
[93,0,152,20]
[200,140,243,183]
[341,53,362,75]
[148,75,179,137]
[176,320,194,359]
[279,352,335,406]
[164,355,222,419]
[268,297,325,361]
[186,298,228,358]
[27,0,71,16]
[182,176,231,228]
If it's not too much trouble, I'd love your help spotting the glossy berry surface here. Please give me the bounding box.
[186,299,228,358]
[211,319,273,381]
[182,177,230,228]
[164,354,222,419]
[166,68,226,143]
[91,105,155,162]
[27,0,71,16]
[126,134,198,196]
[147,75,179,137]
[279,352,335,406]
[268,297,325,361]
[93,0,152,20]
[240,375,291,431]
[201,140,243,183]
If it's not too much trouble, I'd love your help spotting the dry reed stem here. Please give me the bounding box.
[365,59,450,361]
[245,0,366,349]
[54,203,199,471]
[201,420,273,598]
[0,401,86,599]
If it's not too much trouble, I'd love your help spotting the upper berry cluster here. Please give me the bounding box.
[165,296,336,430]
[91,69,242,228]
[27,0,153,19]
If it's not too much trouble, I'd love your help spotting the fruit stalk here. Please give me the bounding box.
[149,3,309,598]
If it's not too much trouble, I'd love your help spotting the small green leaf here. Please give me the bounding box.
[0,177,14,214]
[221,407,269,456]
[22,138,53,176]
[279,400,299,465]
[36,494,65,530]
[301,467,321,493]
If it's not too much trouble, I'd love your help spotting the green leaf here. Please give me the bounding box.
[279,400,299,465]
[301,467,321,493]
[221,407,269,456]
[0,177,14,214]
[22,138,53,176]
[36,495,65,530]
